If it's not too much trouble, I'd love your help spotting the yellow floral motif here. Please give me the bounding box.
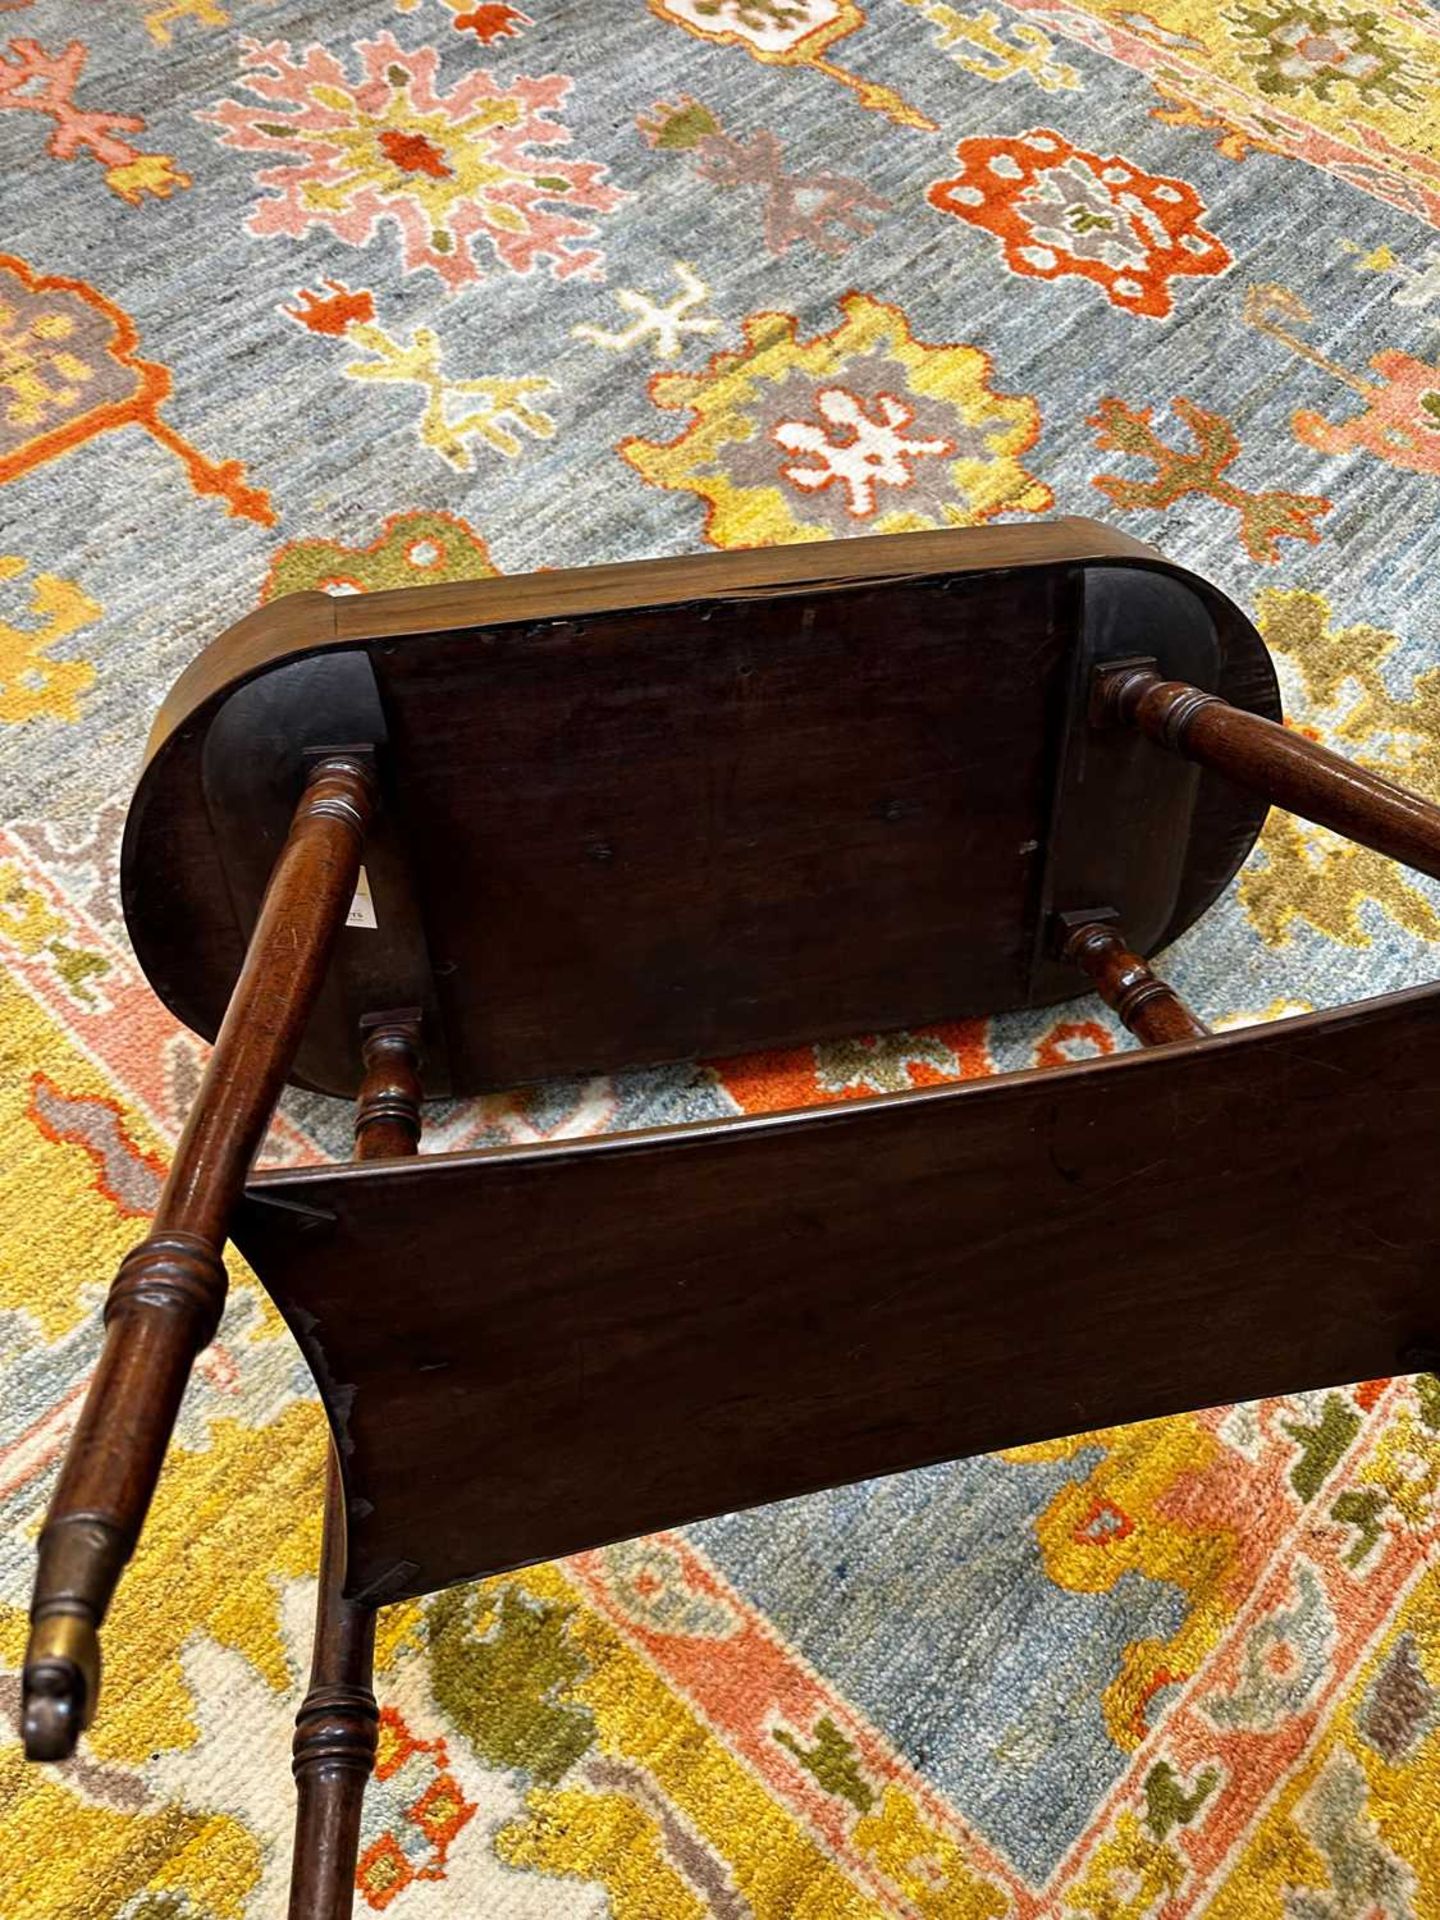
[105,153,193,204]
[261,508,501,599]
[0,861,71,958]
[1006,1417,1239,1751]
[0,974,316,1911]
[0,858,109,1006]
[1211,994,1314,1029]
[899,0,1082,89]
[0,553,98,723]
[502,1781,712,1919]
[490,1560,888,1917]
[287,283,556,469]
[0,1766,240,1920]
[850,1787,1009,1918]
[1061,1809,1186,1917]
[0,1401,328,1766]
[343,319,555,467]
[622,291,1051,548]
[0,968,139,1337]
[1356,1406,1440,1532]
[1241,588,1440,945]
[134,0,235,45]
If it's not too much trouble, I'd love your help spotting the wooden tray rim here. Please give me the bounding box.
[143,518,1164,770]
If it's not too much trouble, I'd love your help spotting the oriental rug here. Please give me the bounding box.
[1,1,1438,1913]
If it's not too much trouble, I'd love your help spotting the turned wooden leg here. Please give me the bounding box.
[23,757,375,1763]
[289,1015,422,1920]
[289,1453,380,1920]
[1093,660,1440,880]
[1059,912,1210,1046]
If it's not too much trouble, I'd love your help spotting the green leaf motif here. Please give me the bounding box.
[428,1581,596,1786]
[774,1716,875,1813]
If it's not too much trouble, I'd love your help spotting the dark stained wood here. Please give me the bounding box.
[288,1455,379,1920]
[121,524,1279,1097]
[23,759,375,1764]
[1060,914,1210,1045]
[379,564,1077,1088]
[233,981,1440,1607]
[288,1018,421,1920]
[352,1013,425,1158]
[1097,662,1440,880]
[143,521,1160,758]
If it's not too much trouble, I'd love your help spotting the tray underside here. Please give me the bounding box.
[122,526,1277,1096]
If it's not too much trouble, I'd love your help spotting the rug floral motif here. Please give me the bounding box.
[1,1,1438,1915]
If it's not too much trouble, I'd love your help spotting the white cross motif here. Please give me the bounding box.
[571,262,721,359]
[772,387,953,517]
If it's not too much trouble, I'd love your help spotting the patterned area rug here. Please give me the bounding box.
[3,0,1440,1913]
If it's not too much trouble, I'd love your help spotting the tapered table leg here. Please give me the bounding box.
[1094,661,1440,881]
[1060,915,1210,1046]
[23,757,375,1763]
[289,1015,422,1920]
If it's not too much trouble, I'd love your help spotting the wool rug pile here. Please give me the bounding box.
[2,0,1439,1913]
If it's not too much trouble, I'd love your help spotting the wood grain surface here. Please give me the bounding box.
[122,523,1278,1094]
[235,981,1440,1605]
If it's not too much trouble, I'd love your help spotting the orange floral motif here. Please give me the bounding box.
[1073,1496,1135,1547]
[452,1,530,37]
[713,1019,994,1112]
[286,276,376,336]
[0,37,190,202]
[376,127,450,179]
[357,1705,477,1910]
[929,128,1231,320]
[1032,1018,1115,1067]
[396,0,532,38]
[0,253,274,521]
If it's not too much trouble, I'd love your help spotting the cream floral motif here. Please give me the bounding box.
[772,387,954,517]
[572,263,721,359]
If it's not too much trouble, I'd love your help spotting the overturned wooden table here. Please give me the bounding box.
[21,520,1440,1917]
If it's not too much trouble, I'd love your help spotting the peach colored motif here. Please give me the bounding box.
[201,33,625,290]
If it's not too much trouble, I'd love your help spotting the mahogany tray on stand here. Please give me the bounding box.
[19,519,1440,1918]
